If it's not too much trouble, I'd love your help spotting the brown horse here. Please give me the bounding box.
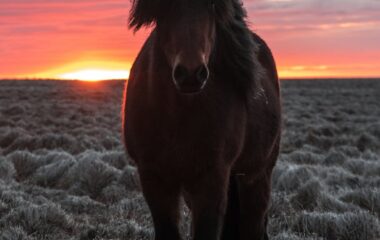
[123,0,281,239]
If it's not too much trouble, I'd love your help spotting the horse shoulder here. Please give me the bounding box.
[251,32,280,96]
[243,32,282,164]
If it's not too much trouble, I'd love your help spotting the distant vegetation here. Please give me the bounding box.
[0,80,379,239]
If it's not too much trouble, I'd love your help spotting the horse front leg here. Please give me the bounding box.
[237,169,272,240]
[186,167,230,240]
[138,166,182,240]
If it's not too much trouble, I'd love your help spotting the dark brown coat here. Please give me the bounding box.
[123,1,281,239]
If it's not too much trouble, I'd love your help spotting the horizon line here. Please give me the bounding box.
[1,77,380,81]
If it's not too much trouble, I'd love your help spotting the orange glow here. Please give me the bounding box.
[59,69,129,81]
[278,64,380,79]
[0,1,379,80]
[22,60,131,81]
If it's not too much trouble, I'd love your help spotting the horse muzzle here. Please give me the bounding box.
[172,64,209,94]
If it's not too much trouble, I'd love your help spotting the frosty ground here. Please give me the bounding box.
[0,79,379,240]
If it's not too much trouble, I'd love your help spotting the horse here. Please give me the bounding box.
[123,0,281,239]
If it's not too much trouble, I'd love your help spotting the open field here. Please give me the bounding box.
[0,79,379,240]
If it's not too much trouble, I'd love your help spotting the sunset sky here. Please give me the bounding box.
[1,0,379,80]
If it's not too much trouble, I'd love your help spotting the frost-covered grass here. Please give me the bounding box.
[0,79,379,239]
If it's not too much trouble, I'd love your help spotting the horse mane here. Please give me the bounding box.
[213,1,264,99]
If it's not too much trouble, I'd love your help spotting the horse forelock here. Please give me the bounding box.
[128,0,165,31]
[129,0,247,31]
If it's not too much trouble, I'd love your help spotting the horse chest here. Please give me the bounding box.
[128,96,247,170]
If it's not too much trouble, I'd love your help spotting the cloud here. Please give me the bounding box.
[246,0,380,31]
[244,0,380,76]
[0,0,379,78]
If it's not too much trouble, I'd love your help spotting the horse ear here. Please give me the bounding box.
[129,0,161,31]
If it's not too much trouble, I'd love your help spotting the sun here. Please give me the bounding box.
[58,69,130,81]
[29,60,132,81]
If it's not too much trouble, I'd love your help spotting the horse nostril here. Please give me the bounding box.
[173,65,189,84]
[196,65,209,83]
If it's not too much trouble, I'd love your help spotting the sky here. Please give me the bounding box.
[0,0,379,80]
